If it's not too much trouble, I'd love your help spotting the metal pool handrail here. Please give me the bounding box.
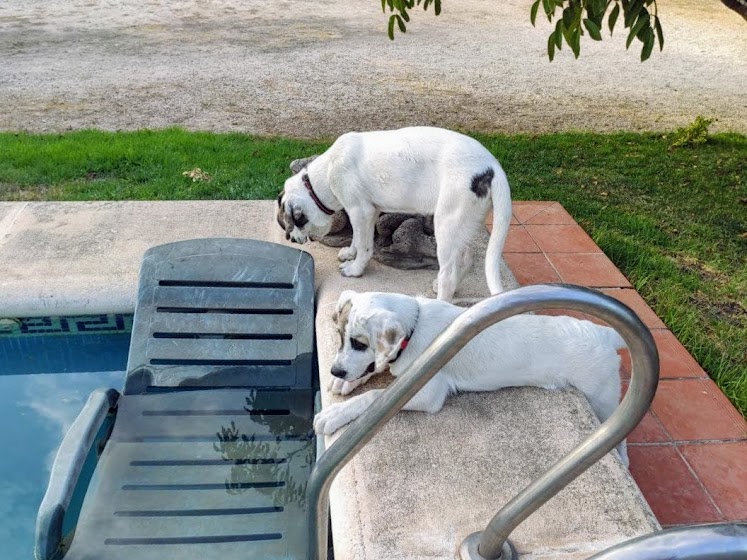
[584,523,747,560]
[305,284,660,560]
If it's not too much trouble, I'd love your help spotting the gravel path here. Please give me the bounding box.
[1,0,745,136]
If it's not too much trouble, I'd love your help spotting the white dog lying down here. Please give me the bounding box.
[315,291,629,466]
[276,126,512,301]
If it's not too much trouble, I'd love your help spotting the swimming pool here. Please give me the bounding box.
[0,314,133,560]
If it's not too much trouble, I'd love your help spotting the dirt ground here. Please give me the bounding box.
[0,0,745,137]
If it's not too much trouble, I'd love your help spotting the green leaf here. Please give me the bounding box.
[562,19,574,44]
[382,0,386,13]
[608,3,620,34]
[624,0,643,27]
[626,26,635,48]
[395,13,406,32]
[627,9,649,48]
[530,0,541,26]
[562,7,574,28]
[554,19,563,49]
[634,9,650,32]
[434,0,441,16]
[548,32,556,61]
[654,15,664,50]
[542,0,553,20]
[388,14,395,39]
[583,18,602,40]
[641,27,654,61]
[570,28,581,58]
[589,11,605,30]
[594,0,606,15]
[400,8,410,21]
[387,0,394,11]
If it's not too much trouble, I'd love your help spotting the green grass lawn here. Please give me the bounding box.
[1,128,745,417]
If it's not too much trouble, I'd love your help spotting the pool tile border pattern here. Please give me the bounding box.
[489,201,747,528]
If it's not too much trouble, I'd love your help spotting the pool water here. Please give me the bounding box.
[0,314,132,375]
[0,314,133,560]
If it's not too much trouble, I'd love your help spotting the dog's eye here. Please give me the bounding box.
[350,338,368,352]
[294,213,308,228]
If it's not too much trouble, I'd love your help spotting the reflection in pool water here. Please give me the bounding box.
[0,370,125,560]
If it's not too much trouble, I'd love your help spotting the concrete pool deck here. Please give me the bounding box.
[1,200,744,556]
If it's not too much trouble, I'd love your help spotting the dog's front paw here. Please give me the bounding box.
[314,403,354,435]
[339,261,365,278]
[328,377,347,395]
[338,246,357,262]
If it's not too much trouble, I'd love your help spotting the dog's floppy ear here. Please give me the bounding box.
[289,155,319,175]
[367,310,407,372]
[332,290,356,326]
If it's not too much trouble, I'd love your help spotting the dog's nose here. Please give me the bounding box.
[330,367,347,379]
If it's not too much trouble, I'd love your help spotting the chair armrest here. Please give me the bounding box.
[34,388,120,560]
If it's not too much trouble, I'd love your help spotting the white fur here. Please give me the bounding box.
[316,291,630,466]
[277,126,512,301]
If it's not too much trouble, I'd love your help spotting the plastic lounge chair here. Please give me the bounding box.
[35,238,316,560]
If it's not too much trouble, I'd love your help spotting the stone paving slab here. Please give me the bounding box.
[0,201,276,316]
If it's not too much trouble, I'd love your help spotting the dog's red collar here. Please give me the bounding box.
[302,174,335,216]
[391,336,411,364]
[390,307,418,364]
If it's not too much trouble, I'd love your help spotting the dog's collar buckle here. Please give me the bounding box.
[302,174,335,216]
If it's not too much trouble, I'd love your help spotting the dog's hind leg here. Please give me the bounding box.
[339,205,378,277]
[434,205,481,301]
[436,247,474,296]
[456,246,474,287]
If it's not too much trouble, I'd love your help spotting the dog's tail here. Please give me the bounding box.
[485,165,513,294]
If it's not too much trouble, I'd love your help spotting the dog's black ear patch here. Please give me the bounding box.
[470,168,494,198]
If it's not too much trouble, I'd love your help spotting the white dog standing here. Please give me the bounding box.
[315,291,630,465]
[276,126,512,301]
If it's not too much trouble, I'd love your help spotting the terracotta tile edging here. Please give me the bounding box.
[499,201,747,527]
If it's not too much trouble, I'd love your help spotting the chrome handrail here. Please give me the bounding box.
[585,523,747,560]
[306,284,659,560]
